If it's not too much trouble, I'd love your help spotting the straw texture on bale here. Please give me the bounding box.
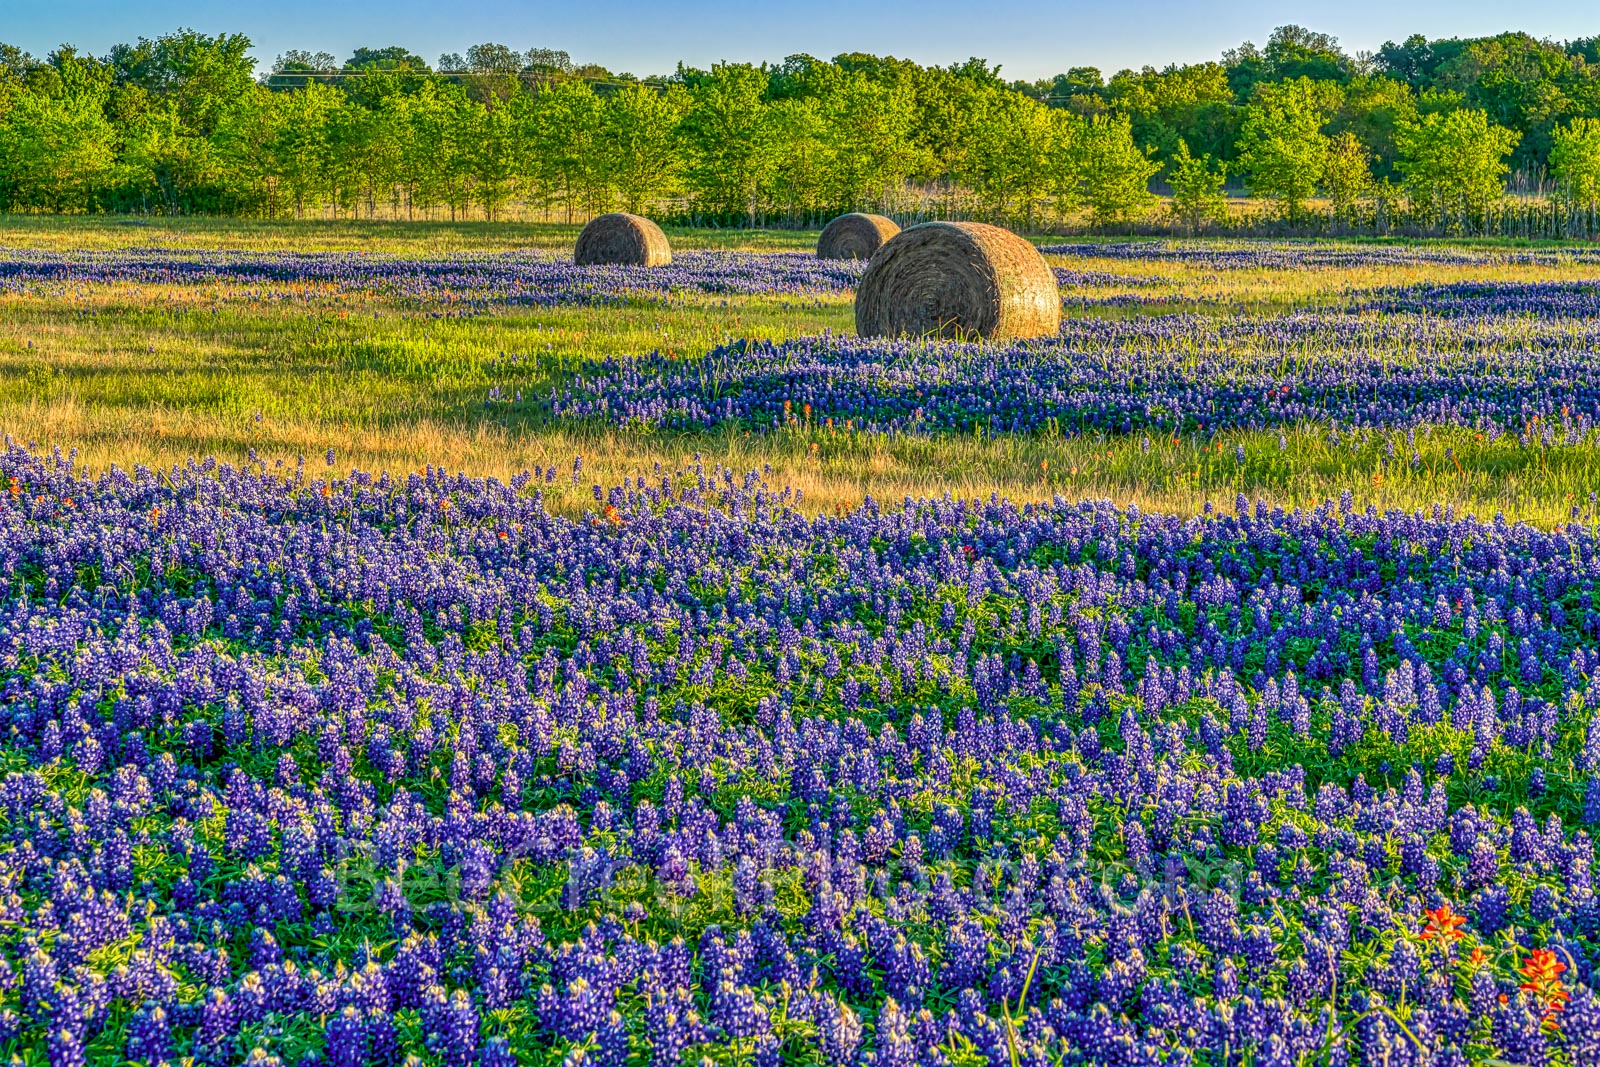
[574,213,672,267]
[855,221,1059,340]
[816,213,901,260]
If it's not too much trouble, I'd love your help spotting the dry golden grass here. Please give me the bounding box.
[1,398,1591,527]
[2,217,1598,526]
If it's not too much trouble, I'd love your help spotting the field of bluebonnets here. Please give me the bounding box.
[11,219,1600,1066]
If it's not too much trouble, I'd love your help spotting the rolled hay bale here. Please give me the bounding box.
[817,213,900,260]
[574,213,672,267]
[855,221,1060,341]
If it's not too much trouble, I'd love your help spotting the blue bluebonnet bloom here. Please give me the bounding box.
[548,296,1600,437]
[0,440,1589,1063]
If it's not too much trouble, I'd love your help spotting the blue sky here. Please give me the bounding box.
[7,0,1597,81]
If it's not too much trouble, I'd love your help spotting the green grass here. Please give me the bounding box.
[1,216,1597,526]
[0,215,822,253]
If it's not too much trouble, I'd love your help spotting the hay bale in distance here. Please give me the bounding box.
[574,213,672,267]
[854,222,1059,340]
[817,213,900,260]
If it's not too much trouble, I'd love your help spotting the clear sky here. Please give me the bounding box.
[6,0,1596,82]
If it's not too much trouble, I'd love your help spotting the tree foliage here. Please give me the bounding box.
[1322,131,1375,219]
[1395,108,1521,218]
[0,24,1596,225]
[1165,141,1228,232]
[1074,114,1160,224]
[1236,78,1336,217]
[1550,117,1600,209]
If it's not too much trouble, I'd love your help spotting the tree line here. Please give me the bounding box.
[2,26,1600,233]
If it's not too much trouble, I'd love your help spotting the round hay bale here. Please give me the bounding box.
[574,213,672,267]
[817,213,900,260]
[855,221,1060,341]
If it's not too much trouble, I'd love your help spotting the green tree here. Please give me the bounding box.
[1429,33,1576,170]
[7,25,1600,229]
[1262,25,1353,83]
[1332,76,1418,177]
[1550,117,1600,209]
[1074,113,1159,225]
[0,78,117,211]
[1376,35,1436,86]
[387,81,461,219]
[679,64,775,220]
[956,87,1059,222]
[325,96,389,217]
[1042,67,1107,116]
[458,42,521,104]
[346,46,429,72]
[263,81,341,216]
[433,91,478,218]
[212,87,282,215]
[763,96,830,220]
[528,78,607,220]
[338,51,431,107]
[767,54,835,101]
[598,84,683,214]
[1043,110,1085,220]
[524,48,574,78]
[820,72,923,212]
[265,51,337,91]
[1373,30,1600,173]
[121,103,229,213]
[1395,108,1520,218]
[1322,131,1375,220]
[1165,140,1228,232]
[107,30,255,137]
[1236,78,1338,218]
[1106,63,1236,165]
[465,43,521,73]
[903,64,989,184]
[0,43,38,85]
[462,97,519,221]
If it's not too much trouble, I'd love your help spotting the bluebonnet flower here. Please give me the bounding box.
[0,433,1591,1064]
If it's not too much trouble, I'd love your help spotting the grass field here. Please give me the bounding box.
[3,217,1600,525]
[13,219,1600,1065]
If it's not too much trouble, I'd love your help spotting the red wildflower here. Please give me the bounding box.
[1421,904,1467,942]
[1519,949,1571,1026]
[1520,948,1567,988]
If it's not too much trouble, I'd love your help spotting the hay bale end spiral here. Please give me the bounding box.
[854,221,1060,341]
